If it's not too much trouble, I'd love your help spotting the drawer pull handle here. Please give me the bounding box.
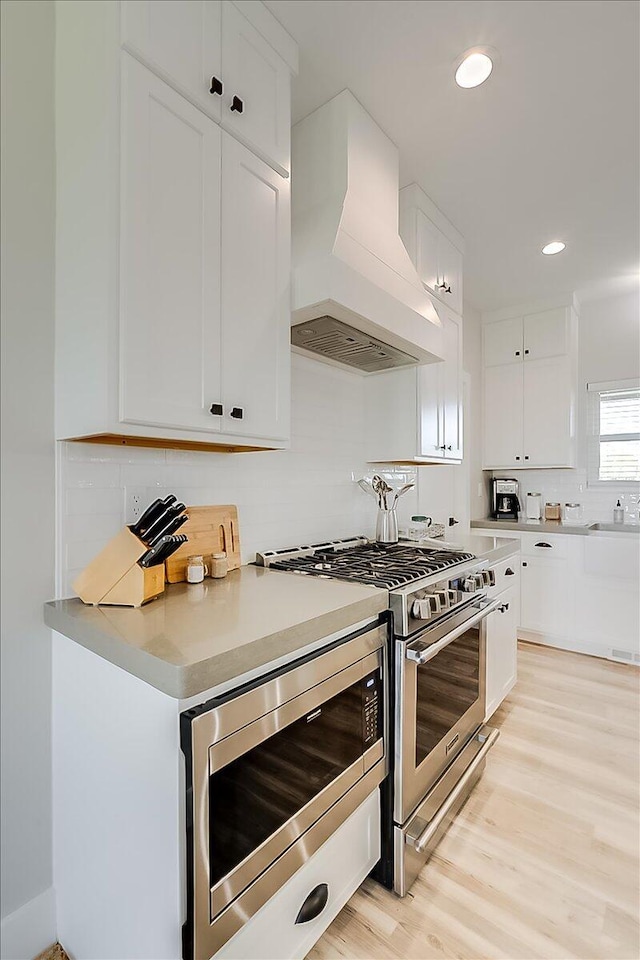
[230,95,244,113]
[505,567,515,576]
[209,403,223,416]
[535,541,552,548]
[209,76,223,96]
[295,883,329,924]
[230,406,244,420]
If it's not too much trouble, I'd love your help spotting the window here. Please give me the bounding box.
[588,380,640,483]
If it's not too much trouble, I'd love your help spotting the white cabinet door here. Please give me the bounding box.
[485,585,518,720]
[120,0,222,121]
[523,307,569,360]
[221,1,291,175]
[220,134,290,440]
[523,356,574,466]
[438,235,463,316]
[520,555,571,637]
[483,317,523,366]
[483,364,524,468]
[441,310,463,459]
[418,364,441,458]
[415,210,440,296]
[119,54,222,433]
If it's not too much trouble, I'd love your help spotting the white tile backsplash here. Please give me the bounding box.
[56,354,416,597]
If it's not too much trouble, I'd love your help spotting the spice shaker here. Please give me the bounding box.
[211,552,228,578]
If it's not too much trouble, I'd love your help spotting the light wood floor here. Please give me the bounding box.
[308,642,640,960]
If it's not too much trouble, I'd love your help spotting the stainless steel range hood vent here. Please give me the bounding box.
[291,91,444,373]
[291,316,419,372]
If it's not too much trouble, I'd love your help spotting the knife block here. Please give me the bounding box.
[73,527,165,607]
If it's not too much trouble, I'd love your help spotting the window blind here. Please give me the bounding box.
[597,387,640,481]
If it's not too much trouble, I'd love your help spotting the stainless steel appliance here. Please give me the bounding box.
[491,478,520,520]
[257,538,501,898]
[180,623,386,960]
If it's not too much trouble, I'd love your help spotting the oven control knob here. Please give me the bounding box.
[434,590,449,609]
[412,599,432,620]
[462,578,477,592]
[472,573,485,589]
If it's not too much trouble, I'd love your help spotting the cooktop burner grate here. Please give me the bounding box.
[267,543,476,590]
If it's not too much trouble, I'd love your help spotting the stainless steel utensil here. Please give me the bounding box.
[392,482,415,505]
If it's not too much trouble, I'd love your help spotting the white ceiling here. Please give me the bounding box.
[266,0,640,311]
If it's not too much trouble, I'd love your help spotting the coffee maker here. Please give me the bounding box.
[491,478,521,520]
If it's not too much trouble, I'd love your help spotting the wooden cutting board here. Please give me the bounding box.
[165,505,241,583]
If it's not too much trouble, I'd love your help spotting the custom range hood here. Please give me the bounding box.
[291,90,444,373]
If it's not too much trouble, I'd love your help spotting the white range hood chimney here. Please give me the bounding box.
[290,90,444,373]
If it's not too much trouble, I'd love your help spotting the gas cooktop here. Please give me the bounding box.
[256,538,476,591]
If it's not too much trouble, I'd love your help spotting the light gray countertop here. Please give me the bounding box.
[471,517,591,536]
[45,566,388,699]
[45,536,519,700]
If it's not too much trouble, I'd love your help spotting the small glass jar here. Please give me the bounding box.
[211,552,228,579]
[564,503,582,523]
[544,502,561,522]
[186,555,208,583]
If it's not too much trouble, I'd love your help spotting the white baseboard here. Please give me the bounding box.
[0,887,56,960]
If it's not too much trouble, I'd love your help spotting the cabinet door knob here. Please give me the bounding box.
[498,602,510,613]
[230,95,244,113]
[505,567,515,576]
[535,541,552,548]
[515,456,521,461]
[230,406,244,419]
[209,403,223,416]
[448,516,459,526]
[524,455,529,460]
[515,350,520,357]
[439,445,447,450]
[447,445,452,450]
[524,349,530,355]
[209,76,223,96]
[522,561,528,567]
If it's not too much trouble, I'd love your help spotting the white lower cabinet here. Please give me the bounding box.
[474,527,639,663]
[485,583,518,720]
[215,790,380,960]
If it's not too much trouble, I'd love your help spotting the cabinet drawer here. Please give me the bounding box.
[488,555,520,597]
[215,789,380,959]
[520,532,570,558]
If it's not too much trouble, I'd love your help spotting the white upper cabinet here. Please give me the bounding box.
[121,0,222,121]
[120,0,294,176]
[367,308,463,464]
[400,184,465,318]
[483,317,523,366]
[482,304,577,469]
[55,1,295,451]
[220,133,290,440]
[120,55,222,433]
[221,1,291,175]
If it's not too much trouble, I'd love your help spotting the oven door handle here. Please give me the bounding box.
[405,599,501,665]
[408,727,500,853]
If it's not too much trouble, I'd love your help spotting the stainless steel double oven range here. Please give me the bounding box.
[180,616,387,960]
[259,538,501,897]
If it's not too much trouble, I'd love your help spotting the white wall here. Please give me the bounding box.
[492,288,640,520]
[0,2,57,956]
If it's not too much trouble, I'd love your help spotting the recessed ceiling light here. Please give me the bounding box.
[455,51,493,88]
[541,241,566,256]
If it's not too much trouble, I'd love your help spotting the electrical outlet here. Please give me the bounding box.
[125,487,148,525]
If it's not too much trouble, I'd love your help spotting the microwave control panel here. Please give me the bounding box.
[362,669,382,745]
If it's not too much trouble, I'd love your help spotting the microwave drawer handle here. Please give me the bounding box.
[406,600,500,665]
[409,727,500,854]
